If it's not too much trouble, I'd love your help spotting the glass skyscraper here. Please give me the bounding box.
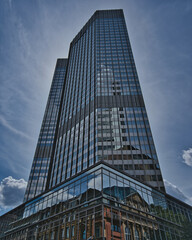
[25,10,164,202]
[0,9,191,240]
[24,59,68,201]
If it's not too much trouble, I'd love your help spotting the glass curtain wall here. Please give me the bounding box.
[24,59,68,201]
[48,10,164,192]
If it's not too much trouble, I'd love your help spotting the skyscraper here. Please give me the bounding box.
[24,59,68,201]
[25,9,164,202]
[0,9,191,240]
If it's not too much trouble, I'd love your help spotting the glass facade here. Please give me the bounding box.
[0,163,191,239]
[47,10,164,191]
[24,59,68,201]
[1,9,191,240]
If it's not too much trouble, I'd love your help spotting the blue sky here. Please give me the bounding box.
[0,0,192,214]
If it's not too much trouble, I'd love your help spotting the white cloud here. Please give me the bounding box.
[182,148,192,167]
[0,115,33,140]
[164,179,192,206]
[0,176,27,209]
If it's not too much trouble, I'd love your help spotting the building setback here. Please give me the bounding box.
[0,9,192,240]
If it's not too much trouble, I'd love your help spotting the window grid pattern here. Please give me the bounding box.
[94,12,164,191]
[23,164,192,226]
[49,19,96,188]
[2,10,191,240]
[24,59,68,201]
[49,10,164,191]
[3,163,191,240]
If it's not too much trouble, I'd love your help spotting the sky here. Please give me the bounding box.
[0,0,192,215]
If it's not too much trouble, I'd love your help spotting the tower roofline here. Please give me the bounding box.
[70,9,124,47]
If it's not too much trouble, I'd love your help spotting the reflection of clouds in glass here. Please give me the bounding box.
[57,192,64,201]
[110,177,116,187]
[24,173,103,219]
[62,191,73,201]
[88,175,101,189]
[88,178,94,189]
[96,65,114,90]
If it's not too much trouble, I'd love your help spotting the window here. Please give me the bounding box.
[66,227,69,238]
[72,226,75,237]
[143,230,149,240]
[111,224,121,232]
[95,225,100,238]
[61,229,65,238]
[135,228,139,240]
[82,229,86,240]
[50,231,54,240]
[125,226,131,240]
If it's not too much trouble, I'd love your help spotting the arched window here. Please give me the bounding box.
[135,228,140,240]
[125,226,131,240]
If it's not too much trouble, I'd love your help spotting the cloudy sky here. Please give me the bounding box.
[0,0,192,215]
